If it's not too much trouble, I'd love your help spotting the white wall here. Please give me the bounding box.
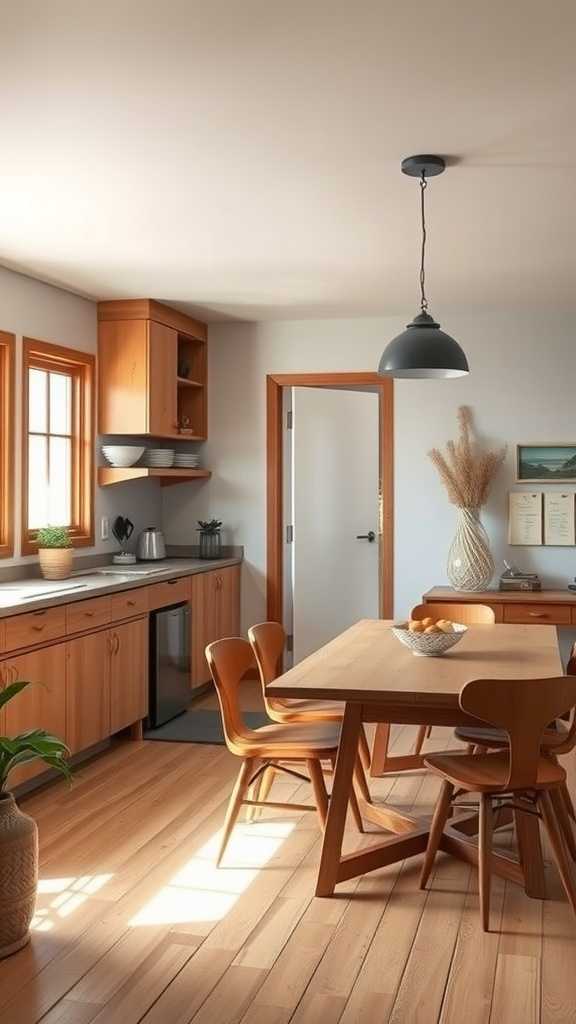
[0,266,162,565]
[163,311,576,628]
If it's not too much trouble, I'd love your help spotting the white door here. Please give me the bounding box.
[290,387,380,663]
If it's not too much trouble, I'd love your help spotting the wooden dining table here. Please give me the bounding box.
[267,618,563,898]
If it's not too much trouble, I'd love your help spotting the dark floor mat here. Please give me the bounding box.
[144,709,269,744]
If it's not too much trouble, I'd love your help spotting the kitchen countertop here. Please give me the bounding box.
[0,557,242,617]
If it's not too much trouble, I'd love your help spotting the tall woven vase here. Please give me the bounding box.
[0,794,38,958]
[447,507,494,592]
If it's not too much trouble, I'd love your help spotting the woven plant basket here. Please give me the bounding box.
[0,793,38,958]
[447,507,494,592]
[38,547,73,580]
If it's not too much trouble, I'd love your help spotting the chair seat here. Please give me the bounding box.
[268,698,344,722]
[454,724,567,750]
[231,720,341,759]
[424,750,566,793]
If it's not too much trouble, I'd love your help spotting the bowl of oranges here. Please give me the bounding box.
[391,616,467,656]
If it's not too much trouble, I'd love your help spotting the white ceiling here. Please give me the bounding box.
[2,1,576,321]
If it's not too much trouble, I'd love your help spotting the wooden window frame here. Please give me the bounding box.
[0,332,15,558]
[22,338,95,555]
[266,372,394,624]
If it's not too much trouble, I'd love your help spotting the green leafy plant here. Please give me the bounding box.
[0,681,71,794]
[197,519,222,534]
[35,525,73,549]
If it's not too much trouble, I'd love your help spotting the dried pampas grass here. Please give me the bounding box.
[429,407,506,509]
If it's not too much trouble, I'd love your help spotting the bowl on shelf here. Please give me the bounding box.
[391,622,467,657]
[102,445,146,468]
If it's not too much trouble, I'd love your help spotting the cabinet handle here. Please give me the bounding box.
[32,610,46,617]
[114,633,120,654]
[32,623,46,632]
[127,600,136,607]
[84,610,95,617]
[107,634,114,655]
[528,612,546,618]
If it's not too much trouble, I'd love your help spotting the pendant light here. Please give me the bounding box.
[378,155,469,379]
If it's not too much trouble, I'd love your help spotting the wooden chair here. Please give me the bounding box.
[453,642,576,822]
[420,675,576,930]
[206,636,343,866]
[410,602,496,756]
[247,622,371,822]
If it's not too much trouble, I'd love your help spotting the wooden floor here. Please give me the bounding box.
[2,723,576,1024]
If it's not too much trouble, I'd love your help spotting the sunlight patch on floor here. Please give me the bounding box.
[129,818,297,928]
[31,873,113,931]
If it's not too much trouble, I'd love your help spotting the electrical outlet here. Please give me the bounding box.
[100,516,110,541]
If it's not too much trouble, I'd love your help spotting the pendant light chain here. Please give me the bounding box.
[419,171,428,312]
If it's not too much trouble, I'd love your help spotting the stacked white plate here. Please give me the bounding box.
[143,449,175,467]
[173,452,201,468]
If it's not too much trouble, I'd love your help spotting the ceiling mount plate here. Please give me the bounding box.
[401,155,446,178]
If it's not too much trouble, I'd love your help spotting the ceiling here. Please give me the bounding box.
[2,1,576,321]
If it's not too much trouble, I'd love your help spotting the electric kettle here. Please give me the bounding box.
[136,526,166,561]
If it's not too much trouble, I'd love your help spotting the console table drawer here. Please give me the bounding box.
[4,606,67,650]
[503,603,572,625]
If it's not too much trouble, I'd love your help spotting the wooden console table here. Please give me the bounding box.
[423,586,576,626]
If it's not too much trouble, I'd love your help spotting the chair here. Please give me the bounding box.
[410,603,496,755]
[453,642,576,822]
[420,675,576,931]
[247,622,371,822]
[206,637,343,866]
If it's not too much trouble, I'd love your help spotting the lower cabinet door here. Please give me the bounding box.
[66,631,111,754]
[109,618,148,733]
[219,565,241,638]
[3,643,67,786]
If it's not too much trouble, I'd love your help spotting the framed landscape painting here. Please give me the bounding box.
[516,444,576,482]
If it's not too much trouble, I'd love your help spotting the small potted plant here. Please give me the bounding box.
[0,679,71,957]
[197,519,222,560]
[36,526,74,580]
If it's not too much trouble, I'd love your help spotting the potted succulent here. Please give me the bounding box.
[197,519,222,560]
[0,679,71,957]
[36,526,74,580]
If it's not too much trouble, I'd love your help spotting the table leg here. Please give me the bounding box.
[514,799,546,899]
[316,702,362,897]
[370,722,427,777]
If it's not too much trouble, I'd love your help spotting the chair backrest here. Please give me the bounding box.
[460,675,576,789]
[248,621,285,689]
[205,637,258,756]
[411,602,495,626]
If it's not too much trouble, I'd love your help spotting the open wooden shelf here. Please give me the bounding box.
[98,467,211,488]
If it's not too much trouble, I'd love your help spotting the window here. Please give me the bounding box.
[0,332,15,558]
[22,338,94,554]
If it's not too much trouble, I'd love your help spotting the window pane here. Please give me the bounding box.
[49,372,72,434]
[28,435,48,529]
[29,369,47,433]
[48,436,72,526]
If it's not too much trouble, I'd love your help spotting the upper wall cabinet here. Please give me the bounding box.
[98,299,207,440]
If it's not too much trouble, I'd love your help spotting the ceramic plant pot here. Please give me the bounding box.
[447,507,494,592]
[0,793,38,958]
[38,548,74,580]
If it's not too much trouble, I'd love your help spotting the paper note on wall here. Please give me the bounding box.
[508,492,543,545]
[544,492,575,546]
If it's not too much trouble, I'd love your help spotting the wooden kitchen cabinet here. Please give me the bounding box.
[66,631,111,753]
[191,565,242,687]
[109,618,148,733]
[2,643,67,785]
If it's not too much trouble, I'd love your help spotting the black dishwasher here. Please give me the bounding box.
[148,602,191,727]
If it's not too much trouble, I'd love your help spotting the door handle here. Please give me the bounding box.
[356,531,376,542]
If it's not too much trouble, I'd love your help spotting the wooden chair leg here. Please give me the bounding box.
[307,758,329,829]
[479,794,494,932]
[348,782,365,834]
[425,726,433,739]
[358,727,371,771]
[217,758,256,866]
[550,787,576,862]
[539,790,576,916]
[560,780,576,823]
[413,725,427,756]
[420,780,454,890]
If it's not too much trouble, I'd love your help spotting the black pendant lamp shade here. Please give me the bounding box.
[378,155,469,379]
[378,311,469,379]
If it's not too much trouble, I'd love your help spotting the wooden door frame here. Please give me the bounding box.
[266,372,394,626]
